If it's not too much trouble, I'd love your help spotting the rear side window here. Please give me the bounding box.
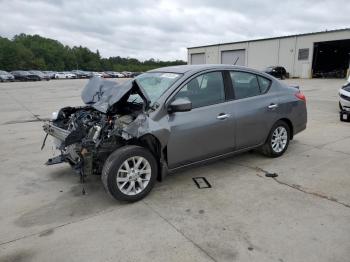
[230,71,260,99]
[257,76,271,93]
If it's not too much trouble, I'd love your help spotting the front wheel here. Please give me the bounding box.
[101,145,158,202]
[260,121,290,157]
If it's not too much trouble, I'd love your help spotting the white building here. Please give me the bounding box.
[187,28,350,78]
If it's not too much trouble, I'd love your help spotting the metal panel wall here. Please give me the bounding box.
[188,29,350,78]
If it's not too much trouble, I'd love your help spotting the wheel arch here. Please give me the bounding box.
[133,134,165,182]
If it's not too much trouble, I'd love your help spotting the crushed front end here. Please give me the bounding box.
[43,106,138,178]
[42,77,151,180]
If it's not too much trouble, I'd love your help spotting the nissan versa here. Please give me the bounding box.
[42,65,307,201]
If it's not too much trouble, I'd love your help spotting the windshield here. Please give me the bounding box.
[135,72,181,104]
[0,71,9,75]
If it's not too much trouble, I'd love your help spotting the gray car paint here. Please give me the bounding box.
[44,64,307,177]
[120,64,307,171]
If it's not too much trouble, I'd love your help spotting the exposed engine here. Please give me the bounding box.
[43,103,143,176]
[42,76,155,182]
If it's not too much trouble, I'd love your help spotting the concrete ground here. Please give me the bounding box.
[0,78,349,262]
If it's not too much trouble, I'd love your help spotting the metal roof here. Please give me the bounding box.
[187,28,350,49]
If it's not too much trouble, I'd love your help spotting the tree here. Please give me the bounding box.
[0,34,187,72]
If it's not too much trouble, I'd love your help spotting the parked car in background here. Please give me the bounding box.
[43,64,307,202]
[114,72,125,78]
[43,71,57,79]
[101,72,110,78]
[29,70,50,81]
[0,71,15,82]
[122,71,132,78]
[339,76,350,120]
[55,72,77,79]
[64,72,77,79]
[264,66,288,79]
[54,72,67,79]
[90,72,103,78]
[11,71,41,81]
[104,71,117,78]
[130,72,143,78]
[72,70,90,79]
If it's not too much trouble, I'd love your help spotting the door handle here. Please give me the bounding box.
[217,113,230,120]
[268,103,279,109]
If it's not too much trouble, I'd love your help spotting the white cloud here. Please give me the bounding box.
[0,0,349,61]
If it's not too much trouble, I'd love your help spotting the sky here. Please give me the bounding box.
[0,0,349,61]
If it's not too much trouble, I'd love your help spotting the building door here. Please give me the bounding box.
[221,50,246,66]
[191,53,206,64]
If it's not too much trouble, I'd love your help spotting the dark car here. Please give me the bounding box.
[43,65,307,202]
[72,70,90,79]
[11,71,41,81]
[0,71,15,82]
[29,70,50,81]
[264,66,288,79]
[130,72,143,78]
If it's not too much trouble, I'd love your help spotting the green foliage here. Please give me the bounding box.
[0,34,186,72]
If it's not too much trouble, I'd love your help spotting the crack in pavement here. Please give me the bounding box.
[0,206,120,246]
[4,90,44,122]
[142,200,218,262]
[240,164,350,209]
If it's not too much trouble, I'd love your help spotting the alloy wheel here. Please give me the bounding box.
[116,156,152,196]
[271,126,288,153]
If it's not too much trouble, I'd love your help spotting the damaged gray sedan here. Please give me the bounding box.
[43,65,307,201]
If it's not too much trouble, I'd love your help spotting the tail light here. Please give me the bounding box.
[295,91,306,102]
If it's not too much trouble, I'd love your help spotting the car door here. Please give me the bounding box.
[226,71,279,149]
[167,71,236,169]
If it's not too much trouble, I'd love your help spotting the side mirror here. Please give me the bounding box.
[168,98,192,113]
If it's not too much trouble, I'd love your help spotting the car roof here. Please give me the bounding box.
[149,64,256,74]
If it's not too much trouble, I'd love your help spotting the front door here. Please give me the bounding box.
[167,71,235,168]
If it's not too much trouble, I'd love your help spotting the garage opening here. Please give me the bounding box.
[191,53,205,65]
[221,50,245,66]
[312,39,350,78]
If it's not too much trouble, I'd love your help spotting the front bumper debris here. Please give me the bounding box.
[46,154,66,165]
[43,122,70,143]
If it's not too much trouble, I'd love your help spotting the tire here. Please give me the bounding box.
[101,145,158,202]
[260,120,290,157]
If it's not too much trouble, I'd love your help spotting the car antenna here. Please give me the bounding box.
[233,57,239,65]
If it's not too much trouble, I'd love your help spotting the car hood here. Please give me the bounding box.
[81,77,151,113]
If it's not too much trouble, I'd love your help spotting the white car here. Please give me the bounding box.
[91,72,103,77]
[115,72,125,78]
[339,76,350,121]
[54,72,67,79]
[55,72,77,79]
[63,72,77,79]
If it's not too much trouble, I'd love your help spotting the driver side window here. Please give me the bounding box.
[175,72,225,108]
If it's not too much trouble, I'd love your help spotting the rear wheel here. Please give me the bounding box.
[101,145,157,202]
[260,120,290,157]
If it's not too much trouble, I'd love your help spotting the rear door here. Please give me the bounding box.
[167,71,236,168]
[226,71,279,149]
